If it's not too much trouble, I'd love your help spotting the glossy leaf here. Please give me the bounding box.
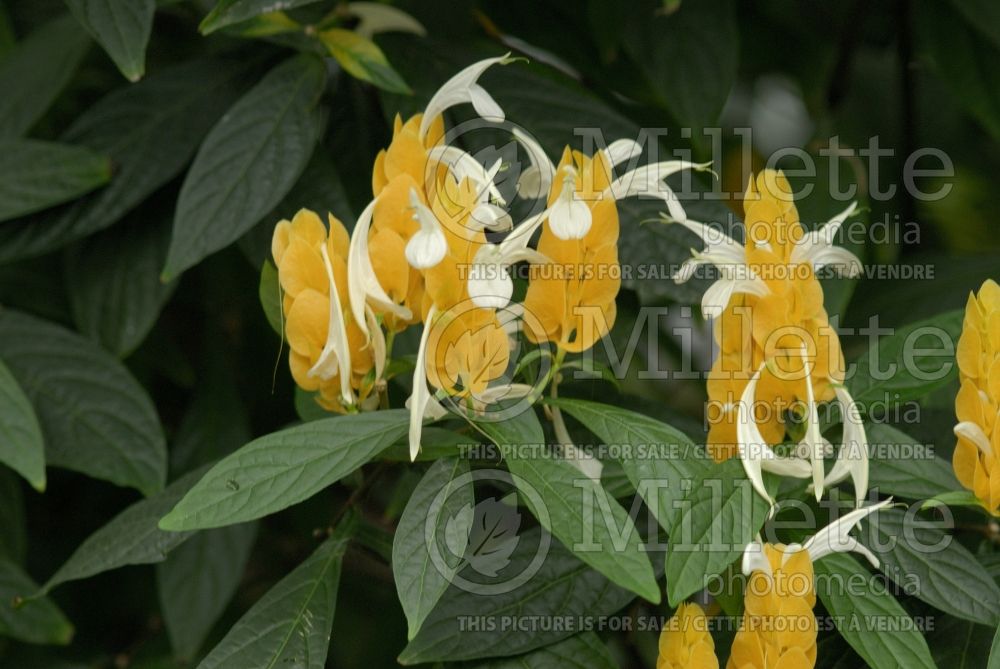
[199,0,322,35]
[866,423,961,499]
[64,0,155,81]
[320,28,411,94]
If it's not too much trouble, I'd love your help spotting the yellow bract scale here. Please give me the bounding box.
[657,602,719,669]
[953,278,1000,514]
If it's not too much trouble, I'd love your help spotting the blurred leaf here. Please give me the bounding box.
[990,623,1000,669]
[847,309,964,410]
[949,0,1000,48]
[468,632,618,668]
[0,308,166,495]
[549,398,710,530]
[0,57,250,264]
[399,528,637,663]
[623,0,738,128]
[814,553,935,669]
[0,14,90,139]
[159,410,409,531]
[40,466,206,594]
[64,0,155,81]
[0,139,111,222]
[926,613,995,668]
[196,529,349,669]
[665,458,772,606]
[866,423,960,499]
[0,467,26,564]
[163,55,326,279]
[320,28,411,94]
[393,457,472,640]
[475,409,660,604]
[0,558,73,645]
[199,0,322,35]
[860,509,1000,626]
[157,521,258,660]
[916,0,1000,140]
[0,357,45,491]
[64,210,175,357]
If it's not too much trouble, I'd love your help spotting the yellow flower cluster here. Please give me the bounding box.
[953,279,1000,514]
[657,603,718,669]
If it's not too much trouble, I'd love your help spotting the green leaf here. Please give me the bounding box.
[847,310,964,410]
[474,410,660,604]
[65,210,174,357]
[860,509,1000,626]
[199,0,322,35]
[990,623,1000,669]
[195,530,349,669]
[468,632,618,669]
[157,522,258,660]
[0,558,73,645]
[814,553,935,669]
[64,0,155,82]
[259,259,282,337]
[399,528,638,663]
[623,0,738,127]
[866,423,961,499]
[921,490,984,511]
[548,398,710,530]
[0,308,166,496]
[159,410,410,531]
[0,57,249,264]
[0,467,26,563]
[0,15,90,139]
[393,457,473,640]
[0,357,45,491]
[916,0,1000,140]
[926,613,995,668]
[665,458,771,606]
[162,54,326,279]
[320,28,411,94]
[40,466,206,594]
[950,0,1000,49]
[0,139,111,222]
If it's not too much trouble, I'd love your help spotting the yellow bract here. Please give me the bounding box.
[728,545,817,669]
[657,602,719,669]
[707,170,845,462]
[523,147,621,353]
[272,209,374,412]
[953,278,1000,514]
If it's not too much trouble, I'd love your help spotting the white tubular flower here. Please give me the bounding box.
[601,138,642,169]
[790,201,863,277]
[470,203,513,232]
[427,146,506,207]
[551,405,603,483]
[404,188,448,269]
[737,364,813,507]
[954,421,993,457]
[549,170,592,239]
[512,128,554,200]
[308,243,354,405]
[407,306,448,461]
[604,160,712,222]
[419,54,514,141]
[364,305,386,381]
[741,536,773,576]
[801,349,826,501]
[802,499,893,567]
[348,199,412,338]
[814,385,870,507]
[347,2,426,39]
[467,210,549,309]
[666,216,769,319]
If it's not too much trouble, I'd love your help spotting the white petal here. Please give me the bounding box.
[348,198,412,338]
[427,146,505,205]
[548,177,591,239]
[602,138,642,169]
[473,382,534,405]
[804,498,892,566]
[348,2,426,39]
[470,203,513,231]
[309,244,354,405]
[420,55,512,140]
[365,305,386,381]
[512,128,554,200]
[500,208,548,253]
[551,406,602,483]
[798,346,826,501]
[821,385,869,505]
[405,188,447,269]
[741,539,773,576]
[604,161,713,216]
[954,421,993,458]
[736,365,776,505]
[468,262,513,310]
[408,306,444,461]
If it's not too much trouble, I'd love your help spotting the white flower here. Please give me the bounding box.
[419,54,514,141]
[790,201,863,277]
[407,305,448,461]
[347,2,426,39]
[548,170,592,239]
[347,198,413,339]
[550,404,603,483]
[427,146,506,208]
[308,241,354,406]
[954,420,993,457]
[741,499,892,575]
[512,128,554,200]
[466,210,549,309]
[404,188,448,269]
[604,160,712,222]
[601,138,642,169]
